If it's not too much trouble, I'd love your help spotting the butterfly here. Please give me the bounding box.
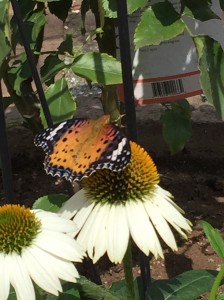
[34,115,131,182]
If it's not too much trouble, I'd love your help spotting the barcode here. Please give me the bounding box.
[151,79,184,97]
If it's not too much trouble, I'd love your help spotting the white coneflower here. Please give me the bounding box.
[0,204,85,300]
[60,142,192,264]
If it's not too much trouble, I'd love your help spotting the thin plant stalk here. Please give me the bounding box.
[123,241,136,300]
[209,264,224,300]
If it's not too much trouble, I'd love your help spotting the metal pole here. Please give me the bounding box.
[116,1,151,298]
[116,0,137,141]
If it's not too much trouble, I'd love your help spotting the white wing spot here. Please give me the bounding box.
[46,122,67,141]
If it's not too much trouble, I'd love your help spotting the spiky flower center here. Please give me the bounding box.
[83,142,159,204]
[0,205,41,254]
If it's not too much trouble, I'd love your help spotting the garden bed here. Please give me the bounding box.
[2,95,224,299]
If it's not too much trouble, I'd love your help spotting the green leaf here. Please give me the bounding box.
[201,221,224,258]
[57,292,80,299]
[146,270,218,300]
[160,99,192,154]
[32,194,69,212]
[58,33,73,55]
[101,0,147,17]
[0,0,11,66]
[40,77,76,127]
[127,0,148,14]
[101,0,117,18]
[75,276,122,300]
[71,52,122,84]
[7,53,32,95]
[7,290,16,300]
[48,0,72,22]
[42,282,81,299]
[110,280,128,298]
[220,0,224,11]
[11,8,46,50]
[37,0,68,2]
[217,292,224,300]
[134,2,185,49]
[184,0,220,21]
[10,0,36,49]
[40,54,66,83]
[27,9,46,45]
[59,282,81,299]
[110,277,144,300]
[7,286,18,300]
[194,35,224,120]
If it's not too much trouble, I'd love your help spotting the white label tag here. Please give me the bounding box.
[117,0,224,104]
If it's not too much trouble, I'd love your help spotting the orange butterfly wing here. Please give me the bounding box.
[34,115,130,181]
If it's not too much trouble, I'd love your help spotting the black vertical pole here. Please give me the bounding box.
[0,81,15,202]
[116,0,137,141]
[10,0,53,128]
[116,1,151,298]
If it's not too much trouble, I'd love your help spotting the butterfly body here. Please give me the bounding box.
[34,115,131,181]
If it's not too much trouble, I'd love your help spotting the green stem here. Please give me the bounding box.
[97,0,105,28]
[209,264,224,300]
[90,1,120,122]
[123,241,135,300]
[34,283,42,300]
[101,85,121,125]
